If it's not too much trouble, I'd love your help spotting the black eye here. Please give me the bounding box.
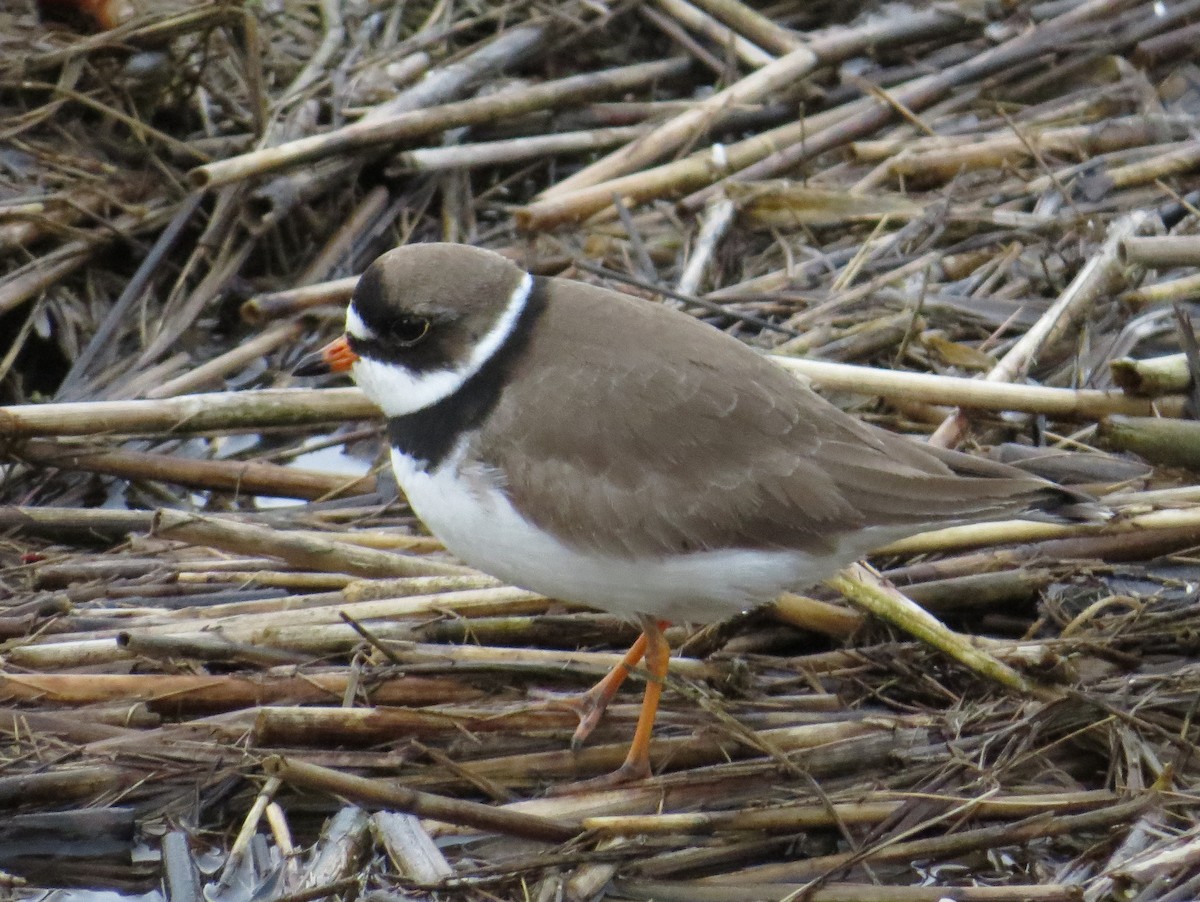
[387,316,431,346]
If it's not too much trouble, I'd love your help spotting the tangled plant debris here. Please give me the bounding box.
[3,0,1200,898]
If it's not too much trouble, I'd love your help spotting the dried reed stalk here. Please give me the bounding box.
[192,58,689,188]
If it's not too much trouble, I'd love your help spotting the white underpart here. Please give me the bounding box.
[392,442,917,622]
[349,272,532,418]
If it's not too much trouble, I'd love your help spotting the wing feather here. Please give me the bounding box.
[471,278,1049,559]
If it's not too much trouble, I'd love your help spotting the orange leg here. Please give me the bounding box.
[569,619,669,745]
[570,629,650,747]
[611,615,671,782]
[560,615,671,791]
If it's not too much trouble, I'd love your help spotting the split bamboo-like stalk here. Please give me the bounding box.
[0,362,1184,441]
[585,789,1116,834]
[265,756,581,842]
[826,564,1051,699]
[240,277,357,324]
[687,0,803,54]
[13,439,374,500]
[150,509,471,578]
[5,0,1200,888]
[247,20,551,226]
[537,7,970,199]
[1120,235,1200,268]
[1098,415,1200,469]
[677,1,1125,211]
[928,210,1157,447]
[0,671,485,710]
[0,388,376,437]
[0,204,176,317]
[1110,352,1192,396]
[775,358,1184,419]
[621,881,1082,901]
[373,812,453,883]
[515,97,873,230]
[191,58,689,188]
[698,796,1153,884]
[392,125,646,172]
[654,0,774,68]
[1122,269,1200,307]
[850,114,1195,169]
[143,322,303,400]
[423,720,925,786]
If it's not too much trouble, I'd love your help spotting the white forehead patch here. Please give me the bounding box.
[351,271,532,418]
[345,306,375,340]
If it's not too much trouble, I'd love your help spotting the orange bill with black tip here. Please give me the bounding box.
[293,335,359,377]
[320,335,359,372]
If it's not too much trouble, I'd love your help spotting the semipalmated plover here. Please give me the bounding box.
[297,243,1076,785]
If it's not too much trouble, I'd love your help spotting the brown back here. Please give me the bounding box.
[471,277,1054,559]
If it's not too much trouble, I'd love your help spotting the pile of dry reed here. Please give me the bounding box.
[4,0,1200,899]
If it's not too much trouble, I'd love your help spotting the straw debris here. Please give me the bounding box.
[4,0,1200,898]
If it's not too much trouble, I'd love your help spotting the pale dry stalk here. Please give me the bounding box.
[0,362,1187,441]
[394,125,646,172]
[538,7,971,200]
[928,210,1157,448]
[675,196,736,297]
[687,0,803,53]
[1120,235,1200,268]
[654,0,774,68]
[191,58,688,188]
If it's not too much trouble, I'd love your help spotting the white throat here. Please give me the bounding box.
[350,272,532,418]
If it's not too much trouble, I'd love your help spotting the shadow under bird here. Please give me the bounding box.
[296,242,1083,787]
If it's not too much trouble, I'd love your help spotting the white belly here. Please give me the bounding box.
[391,448,864,622]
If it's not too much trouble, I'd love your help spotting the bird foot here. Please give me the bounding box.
[550,758,653,795]
[528,687,612,748]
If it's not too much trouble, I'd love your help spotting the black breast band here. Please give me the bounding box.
[387,278,547,470]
